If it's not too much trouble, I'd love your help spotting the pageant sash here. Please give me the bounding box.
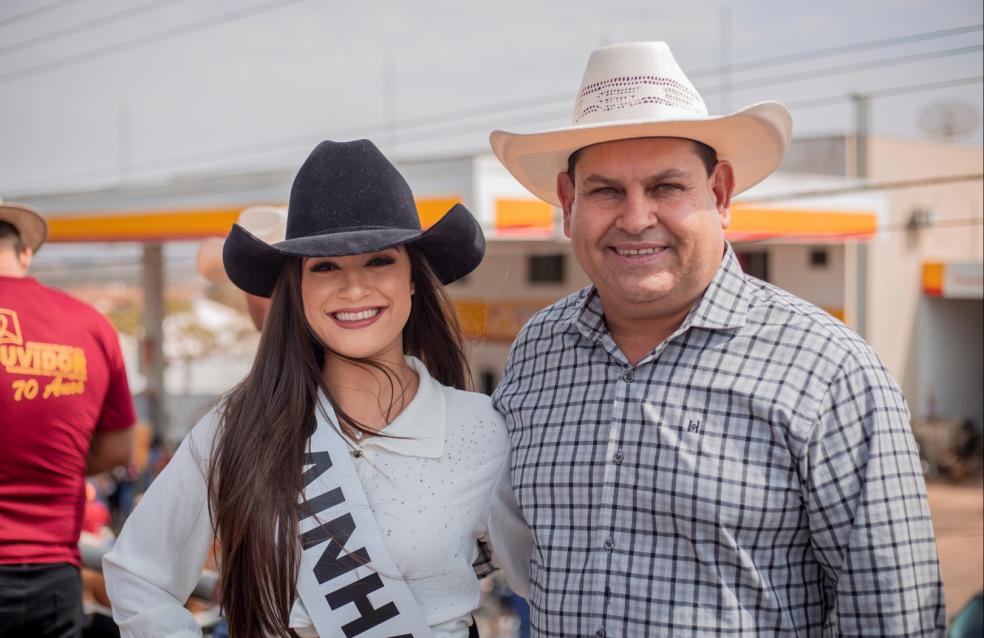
[297,397,434,638]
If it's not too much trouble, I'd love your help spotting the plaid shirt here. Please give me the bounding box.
[492,247,944,637]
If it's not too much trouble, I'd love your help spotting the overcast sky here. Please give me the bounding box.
[1,0,981,196]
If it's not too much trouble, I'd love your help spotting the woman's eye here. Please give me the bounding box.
[310,261,338,272]
[368,256,395,267]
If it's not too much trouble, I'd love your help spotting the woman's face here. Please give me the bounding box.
[300,247,413,363]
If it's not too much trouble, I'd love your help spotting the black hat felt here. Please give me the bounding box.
[223,139,485,297]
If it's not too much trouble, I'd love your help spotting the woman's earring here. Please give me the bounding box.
[410,286,415,296]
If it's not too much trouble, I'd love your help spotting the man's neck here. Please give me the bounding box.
[603,299,696,365]
[0,250,28,276]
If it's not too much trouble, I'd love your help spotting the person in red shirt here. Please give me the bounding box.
[0,199,136,638]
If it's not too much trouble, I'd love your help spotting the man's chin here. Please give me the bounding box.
[599,284,676,308]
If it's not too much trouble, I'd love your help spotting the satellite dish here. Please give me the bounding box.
[918,100,979,142]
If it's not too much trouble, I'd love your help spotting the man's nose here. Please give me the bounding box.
[615,190,658,235]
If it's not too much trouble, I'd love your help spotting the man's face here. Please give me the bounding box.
[557,137,734,321]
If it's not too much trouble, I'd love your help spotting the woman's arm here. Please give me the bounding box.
[102,413,219,638]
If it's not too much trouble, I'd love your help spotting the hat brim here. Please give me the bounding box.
[490,101,792,206]
[223,203,484,297]
[0,203,48,252]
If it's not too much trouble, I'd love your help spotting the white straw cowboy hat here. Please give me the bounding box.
[490,41,793,206]
[196,205,287,283]
[0,198,48,252]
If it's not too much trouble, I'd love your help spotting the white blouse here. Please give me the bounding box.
[103,356,530,638]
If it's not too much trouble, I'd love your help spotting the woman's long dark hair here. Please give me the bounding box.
[206,245,469,637]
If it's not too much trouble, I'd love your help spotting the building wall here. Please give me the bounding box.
[864,138,983,413]
[761,244,846,315]
[916,297,984,429]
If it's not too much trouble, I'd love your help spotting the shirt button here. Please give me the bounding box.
[596,629,606,638]
[603,536,614,551]
[621,369,633,383]
[613,449,624,464]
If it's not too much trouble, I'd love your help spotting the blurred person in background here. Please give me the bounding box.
[489,42,944,636]
[0,199,136,638]
[196,205,288,331]
[103,140,528,638]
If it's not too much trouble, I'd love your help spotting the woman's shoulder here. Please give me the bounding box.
[443,386,498,416]
[179,402,224,469]
[442,387,507,438]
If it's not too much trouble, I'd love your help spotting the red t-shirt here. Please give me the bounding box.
[0,276,136,566]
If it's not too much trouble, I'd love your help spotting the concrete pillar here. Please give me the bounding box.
[141,243,167,438]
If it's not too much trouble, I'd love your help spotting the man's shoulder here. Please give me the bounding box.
[18,280,109,321]
[742,275,882,367]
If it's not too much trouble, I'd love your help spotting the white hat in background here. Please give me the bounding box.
[196,205,287,282]
[490,41,793,205]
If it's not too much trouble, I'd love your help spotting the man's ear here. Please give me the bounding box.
[557,172,576,238]
[17,246,33,273]
[711,160,736,229]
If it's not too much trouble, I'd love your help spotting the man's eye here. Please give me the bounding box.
[590,187,619,195]
[655,183,685,192]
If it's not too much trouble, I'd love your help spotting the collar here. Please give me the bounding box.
[682,244,750,332]
[336,355,446,459]
[568,243,750,346]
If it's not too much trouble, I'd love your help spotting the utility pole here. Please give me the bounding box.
[141,243,167,438]
[851,93,869,339]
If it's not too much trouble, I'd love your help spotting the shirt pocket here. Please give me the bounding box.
[641,401,799,537]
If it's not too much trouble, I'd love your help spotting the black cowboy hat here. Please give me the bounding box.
[223,139,485,297]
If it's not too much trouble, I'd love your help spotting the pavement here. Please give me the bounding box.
[926,477,984,621]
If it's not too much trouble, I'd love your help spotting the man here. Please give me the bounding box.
[488,42,944,636]
[196,205,288,330]
[0,199,136,637]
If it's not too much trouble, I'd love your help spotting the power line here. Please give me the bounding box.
[0,0,190,57]
[784,75,984,110]
[688,24,983,78]
[877,216,983,232]
[743,173,983,203]
[0,0,313,84]
[6,72,983,195]
[0,0,84,29]
[699,45,984,95]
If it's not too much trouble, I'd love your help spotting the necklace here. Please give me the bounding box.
[353,429,364,440]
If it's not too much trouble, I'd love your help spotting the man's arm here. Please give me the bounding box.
[801,356,944,636]
[487,448,533,598]
[86,426,135,475]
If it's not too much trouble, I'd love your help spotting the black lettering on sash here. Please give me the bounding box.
[301,513,371,583]
[325,572,402,637]
[301,487,345,521]
[303,451,334,486]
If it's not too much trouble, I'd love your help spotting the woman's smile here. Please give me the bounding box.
[328,305,386,328]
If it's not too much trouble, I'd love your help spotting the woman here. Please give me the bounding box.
[103,140,529,638]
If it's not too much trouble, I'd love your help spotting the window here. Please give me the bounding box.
[735,251,769,282]
[479,370,498,396]
[809,247,828,268]
[528,254,566,284]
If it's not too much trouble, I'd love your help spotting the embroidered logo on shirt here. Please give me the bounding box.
[0,308,88,402]
[687,418,701,433]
